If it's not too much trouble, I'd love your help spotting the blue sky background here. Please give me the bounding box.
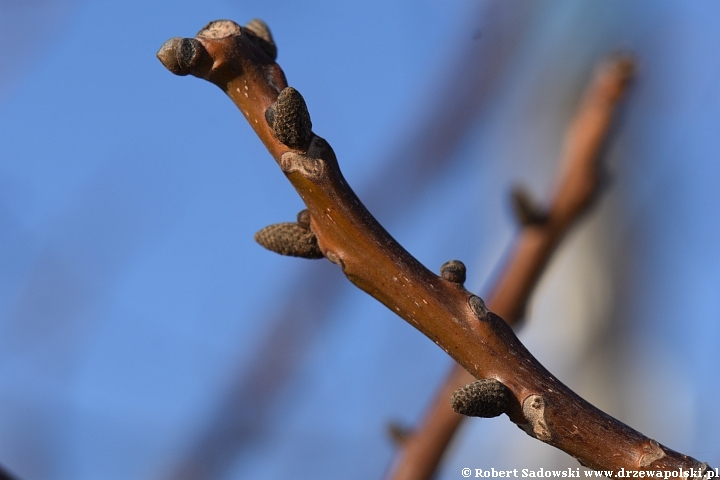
[1,1,719,479]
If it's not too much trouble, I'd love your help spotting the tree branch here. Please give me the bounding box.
[157,20,712,476]
[387,56,635,480]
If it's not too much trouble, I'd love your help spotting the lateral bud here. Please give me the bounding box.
[254,211,323,259]
[296,209,312,230]
[511,185,549,227]
[468,295,488,319]
[245,18,277,60]
[265,87,313,150]
[451,378,511,418]
[386,422,414,447]
[440,260,466,284]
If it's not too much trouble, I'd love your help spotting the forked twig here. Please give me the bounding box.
[157,19,711,477]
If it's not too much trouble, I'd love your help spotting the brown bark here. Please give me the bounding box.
[157,19,712,477]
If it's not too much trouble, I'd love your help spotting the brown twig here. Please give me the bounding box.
[387,56,634,480]
[157,20,711,476]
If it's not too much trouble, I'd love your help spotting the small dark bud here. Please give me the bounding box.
[245,18,277,60]
[511,186,548,227]
[254,222,323,259]
[468,295,488,319]
[296,209,311,230]
[270,87,313,150]
[451,379,511,418]
[265,104,276,128]
[440,260,466,284]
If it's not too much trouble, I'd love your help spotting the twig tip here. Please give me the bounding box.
[157,37,209,77]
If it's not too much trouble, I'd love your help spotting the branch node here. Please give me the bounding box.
[324,250,345,269]
[693,463,716,480]
[450,378,511,418]
[387,422,414,447]
[511,185,549,227]
[245,18,277,60]
[440,260,466,284]
[520,394,552,442]
[266,87,313,150]
[639,440,666,467]
[468,295,488,319]
[254,213,324,259]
